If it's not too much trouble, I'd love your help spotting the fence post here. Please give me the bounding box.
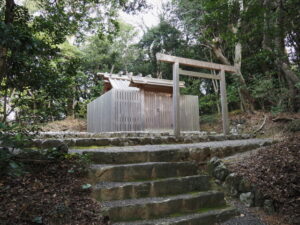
[173,62,180,137]
[220,70,229,135]
[140,90,145,131]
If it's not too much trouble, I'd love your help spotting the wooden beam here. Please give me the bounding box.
[220,70,230,135]
[156,53,236,73]
[179,69,221,80]
[173,62,180,137]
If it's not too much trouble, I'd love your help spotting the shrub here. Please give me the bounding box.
[0,122,90,177]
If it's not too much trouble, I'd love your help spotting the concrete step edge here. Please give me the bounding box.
[69,138,273,153]
[32,134,255,148]
[92,175,210,201]
[93,175,209,190]
[90,161,197,170]
[101,190,223,209]
[89,161,198,182]
[112,206,237,225]
[112,207,237,225]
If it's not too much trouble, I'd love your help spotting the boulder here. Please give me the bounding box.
[95,139,110,146]
[253,187,264,207]
[183,136,192,143]
[41,139,64,149]
[224,173,242,197]
[207,157,222,175]
[110,138,122,146]
[167,136,176,143]
[239,192,254,207]
[214,163,230,181]
[151,137,162,145]
[75,138,96,146]
[238,178,252,193]
[189,147,210,162]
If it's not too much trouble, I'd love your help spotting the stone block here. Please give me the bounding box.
[95,138,110,146]
[214,163,229,181]
[239,192,254,207]
[75,138,96,146]
[224,173,242,197]
[41,139,63,149]
[238,178,252,193]
[207,157,222,175]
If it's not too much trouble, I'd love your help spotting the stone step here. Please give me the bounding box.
[89,162,198,182]
[113,207,237,225]
[101,191,226,222]
[92,175,210,201]
[78,148,189,164]
[70,139,274,164]
[33,134,254,148]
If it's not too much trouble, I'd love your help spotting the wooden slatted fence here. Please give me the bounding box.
[87,89,199,133]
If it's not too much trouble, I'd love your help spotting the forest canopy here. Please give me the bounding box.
[0,0,299,123]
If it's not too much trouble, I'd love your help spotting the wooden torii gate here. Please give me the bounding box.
[156,53,236,136]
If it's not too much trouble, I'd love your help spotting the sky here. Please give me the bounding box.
[119,0,170,37]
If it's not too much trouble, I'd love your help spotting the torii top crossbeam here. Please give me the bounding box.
[156,53,236,73]
[156,53,236,136]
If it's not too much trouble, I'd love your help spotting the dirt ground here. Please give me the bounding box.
[0,158,108,225]
[201,111,300,138]
[223,133,300,225]
[219,199,290,225]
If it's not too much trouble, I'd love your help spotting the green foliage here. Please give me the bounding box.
[200,114,219,124]
[1,0,300,124]
[64,153,91,174]
[135,19,188,78]
[199,94,219,115]
[0,122,35,176]
[0,121,90,177]
[226,82,240,110]
[0,148,23,177]
[0,0,147,123]
[171,0,300,113]
[0,122,35,149]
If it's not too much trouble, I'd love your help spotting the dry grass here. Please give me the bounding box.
[42,117,87,132]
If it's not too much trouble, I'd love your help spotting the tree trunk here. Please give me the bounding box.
[1,87,15,123]
[2,86,8,122]
[210,43,255,113]
[212,78,221,114]
[262,0,271,51]
[0,0,15,84]
[210,0,255,113]
[273,0,300,111]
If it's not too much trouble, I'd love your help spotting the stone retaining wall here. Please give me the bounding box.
[207,157,276,214]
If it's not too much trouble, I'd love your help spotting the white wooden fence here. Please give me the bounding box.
[87,89,199,132]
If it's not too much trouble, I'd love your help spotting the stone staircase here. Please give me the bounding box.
[70,138,273,224]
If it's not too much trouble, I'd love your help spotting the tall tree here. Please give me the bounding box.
[172,0,255,112]
[0,0,147,122]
